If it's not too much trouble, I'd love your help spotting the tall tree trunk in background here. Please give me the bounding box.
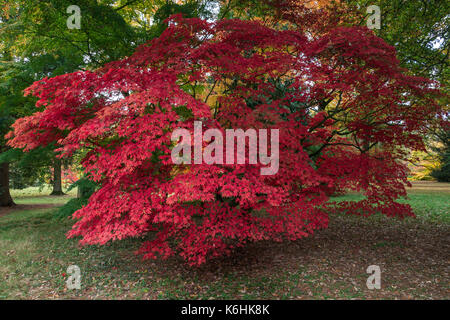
[0,162,15,206]
[50,157,65,196]
[0,48,15,206]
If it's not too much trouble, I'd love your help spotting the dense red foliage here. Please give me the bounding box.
[7,15,442,265]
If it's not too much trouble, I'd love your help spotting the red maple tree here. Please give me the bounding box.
[7,14,443,265]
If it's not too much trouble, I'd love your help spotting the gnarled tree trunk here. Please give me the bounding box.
[50,157,65,196]
[0,162,15,206]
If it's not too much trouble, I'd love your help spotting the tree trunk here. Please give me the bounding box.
[77,181,91,199]
[0,162,15,206]
[50,157,65,196]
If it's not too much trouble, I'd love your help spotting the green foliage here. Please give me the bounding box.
[0,146,56,188]
[151,1,214,37]
[0,0,146,193]
[431,130,450,182]
[431,157,450,182]
[54,197,88,219]
[54,177,98,218]
[2,0,138,66]
[68,177,98,198]
[218,0,277,20]
[347,0,449,87]
[0,49,81,192]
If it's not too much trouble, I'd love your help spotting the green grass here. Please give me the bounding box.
[331,193,450,224]
[0,182,448,299]
[11,186,77,206]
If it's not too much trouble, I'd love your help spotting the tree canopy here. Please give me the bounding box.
[7,13,444,265]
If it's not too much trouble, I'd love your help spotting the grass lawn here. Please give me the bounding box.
[0,182,448,299]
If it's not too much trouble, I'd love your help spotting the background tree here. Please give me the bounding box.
[430,122,450,182]
[1,0,216,206]
[0,0,140,204]
[344,0,449,180]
